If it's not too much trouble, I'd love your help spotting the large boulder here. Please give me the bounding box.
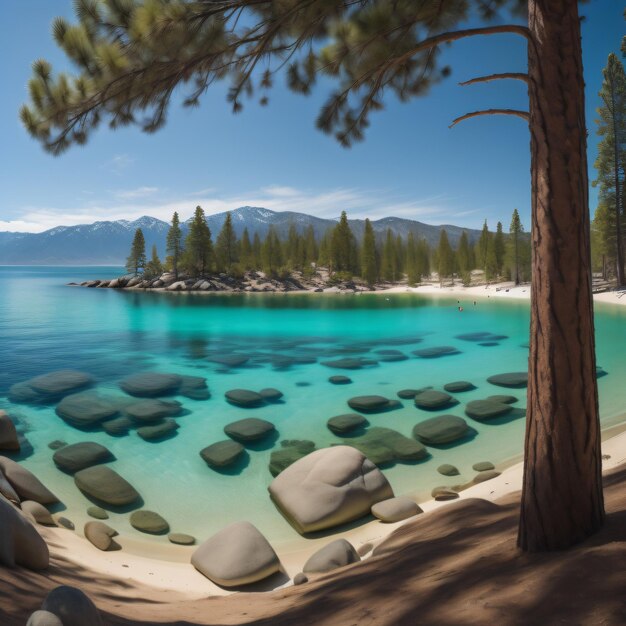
[0,411,20,451]
[200,440,245,468]
[102,416,132,436]
[347,395,399,413]
[179,375,210,400]
[346,427,428,465]
[371,497,422,523]
[52,442,114,473]
[0,457,58,504]
[74,466,140,506]
[414,390,456,410]
[21,501,56,526]
[56,392,119,428]
[321,358,377,370]
[269,440,316,477]
[374,349,408,362]
[465,399,513,421]
[0,496,49,569]
[41,586,103,626]
[412,415,470,445]
[136,418,179,440]
[224,418,275,442]
[120,372,183,397]
[329,375,352,385]
[302,539,360,574]
[27,370,94,399]
[191,521,281,587]
[125,399,183,422]
[268,446,393,534]
[224,389,265,408]
[412,346,460,358]
[0,469,20,503]
[443,381,476,393]
[487,372,528,388]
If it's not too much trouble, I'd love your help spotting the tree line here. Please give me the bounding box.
[126,207,530,286]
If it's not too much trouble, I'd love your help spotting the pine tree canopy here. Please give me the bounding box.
[21,0,535,153]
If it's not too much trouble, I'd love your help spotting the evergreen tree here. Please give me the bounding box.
[166,211,183,279]
[285,223,301,270]
[215,212,238,273]
[593,53,626,285]
[485,233,499,281]
[510,209,524,285]
[240,227,253,270]
[494,221,506,275]
[380,229,397,282]
[436,229,454,283]
[252,232,262,268]
[144,244,163,279]
[22,0,606,553]
[477,220,491,277]
[457,231,471,273]
[184,206,214,277]
[406,232,420,285]
[126,228,146,275]
[261,226,283,276]
[361,218,378,286]
[317,230,331,268]
[395,234,406,277]
[591,202,616,278]
[304,225,318,268]
[417,238,431,279]
[330,211,357,275]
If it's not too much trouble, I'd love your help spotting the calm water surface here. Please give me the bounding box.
[1,266,624,546]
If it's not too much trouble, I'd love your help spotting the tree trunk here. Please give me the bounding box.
[518,0,604,552]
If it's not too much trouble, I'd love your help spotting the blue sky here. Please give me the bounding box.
[0,1,622,233]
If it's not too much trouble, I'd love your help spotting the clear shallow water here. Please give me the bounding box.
[1,266,625,547]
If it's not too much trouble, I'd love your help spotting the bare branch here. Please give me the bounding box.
[449,109,530,128]
[459,72,529,86]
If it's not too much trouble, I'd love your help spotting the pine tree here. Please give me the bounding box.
[457,231,471,273]
[593,53,626,286]
[126,228,146,275]
[477,220,490,277]
[330,211,357,275]
[406,232,419,285]
[380,229,396,282]
[494,221,505,276]
[436,229,454,284]
[285,224,301,270]
[240,227,253,270]
[510,209,524,285]
[166,211,183,279]
[485,233,499,281]
[395,234,406,278]
[418,238,431,280]
[261,226,283,276]
[303,225,318,269]
[361,218,378,286]
[215,212,238,273]
[317,230,331,268]
[22,0,606,553]
[144,244,163,279]
[252,232,262,268]
[184,206,214,277]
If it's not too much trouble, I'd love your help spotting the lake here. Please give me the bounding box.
[1,266,624,546]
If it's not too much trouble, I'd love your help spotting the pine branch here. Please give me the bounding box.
[448,109,530,128]
[459,72,529,86]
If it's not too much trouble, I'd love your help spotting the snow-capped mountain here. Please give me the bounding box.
[0,208,481,265]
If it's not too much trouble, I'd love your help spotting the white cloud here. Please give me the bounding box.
[1,185,457,233]
[104,153,135,174]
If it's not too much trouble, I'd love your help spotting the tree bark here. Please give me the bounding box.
[518,0,604,552]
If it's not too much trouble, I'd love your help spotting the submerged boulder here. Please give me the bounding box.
[437,464,460,476]
[130,510,170,534]
[269,440,316,477]
[56,392,119,428]
[74,466,140,506]
[120,372,183,397]
[200,440,245,468]
[328,375,352,385]
[224,418,275,442]
[136,418,179,440]
[414,390,456,410]
[465,399,513,421]
[84,521,117,551]
[268,446,393,534]
[487,372,528,388]
[259,388,283,401]
[347,395,399,413]
[321,358,377,370]
[346,427,428,465]
[225,389,265,408]
[28,370,94,399]
[102,416,132,436]
[52,442,114,473]
[443,381,476,393]
[191,521,280,587]
[412,346,460,358]
[0,411,20,451]
[412,415,470,445]
[302,539,360,574]
[327,413,368,435]
[125,399,183,422]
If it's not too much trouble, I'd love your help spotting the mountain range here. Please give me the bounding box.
[0,206,482,265]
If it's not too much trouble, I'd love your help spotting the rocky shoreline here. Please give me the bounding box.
[69,270,377,294]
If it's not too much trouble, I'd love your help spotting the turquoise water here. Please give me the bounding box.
[1,266,625,547]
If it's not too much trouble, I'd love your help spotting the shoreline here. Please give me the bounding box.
[31,410,626,601]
